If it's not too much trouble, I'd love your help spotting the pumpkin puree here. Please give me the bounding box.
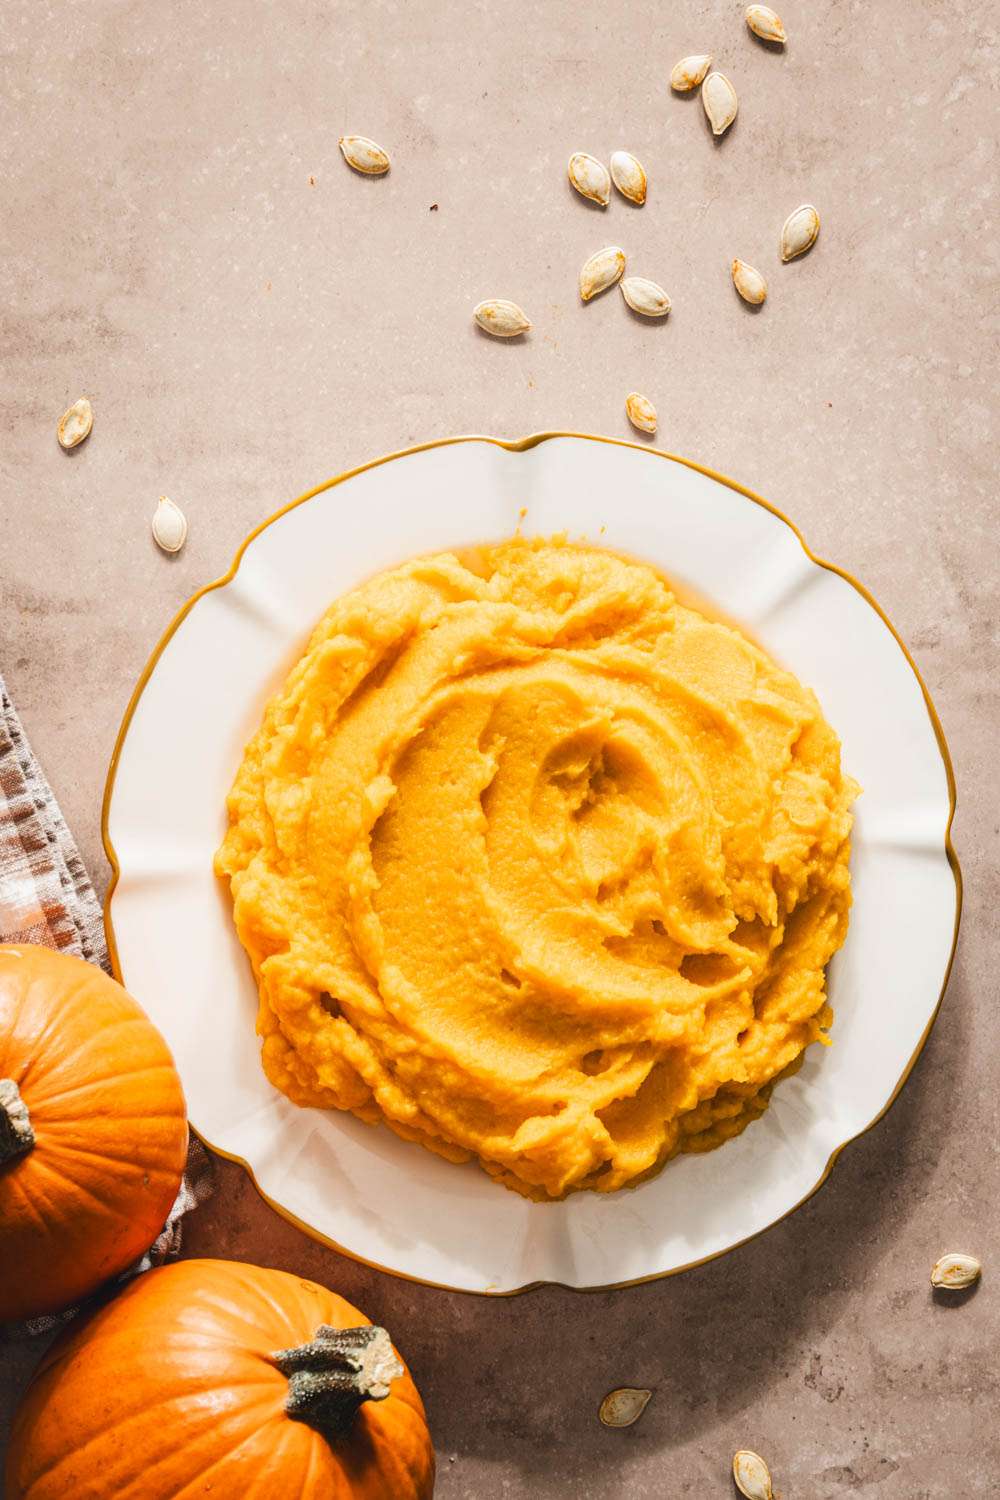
[216,539,857,1200]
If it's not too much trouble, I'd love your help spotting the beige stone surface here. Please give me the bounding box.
[1,0,998,1493]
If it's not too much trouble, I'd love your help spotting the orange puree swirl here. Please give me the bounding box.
[216,538,857,1199]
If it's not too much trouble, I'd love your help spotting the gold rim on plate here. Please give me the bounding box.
[101,431,963,1296]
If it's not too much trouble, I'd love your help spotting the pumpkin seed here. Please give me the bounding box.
[780,203,820,261]
[931,1253,982,1290]
[473,299,532,337]
[731,258,768,305]
[338,135,391,175]
[745,4,787,43]
[702,72,739,136]
[670,54,713,91]
[620,276,671,318]
[625,392,657,434]
[56,397,93,450]
[568,152,611,207]
[733,1449,774,1500]
[599,1388,652,1427]
[609,151,647,205]
[580,246,626,302]
[152,496,188,554]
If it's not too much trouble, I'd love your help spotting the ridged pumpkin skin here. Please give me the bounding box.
[0,945,188,1322]
[6,1258,436,1500]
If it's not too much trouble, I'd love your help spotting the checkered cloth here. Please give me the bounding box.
[0,667,213,1334]
[0,674,107,967]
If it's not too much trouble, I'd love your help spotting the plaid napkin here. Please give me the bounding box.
[0,667,213,1334]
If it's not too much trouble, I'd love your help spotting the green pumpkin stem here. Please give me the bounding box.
[0,1079,34,1164]
[271,1325,403,1440]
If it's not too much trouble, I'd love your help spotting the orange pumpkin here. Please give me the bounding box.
[6,1258,436,1500]
[0,944,188,1322]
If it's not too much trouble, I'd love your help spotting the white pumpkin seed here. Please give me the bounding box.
[568,152,611,207]
[338,135,390,175]
[733,1449,774,1500]
[580,246,626,302]
[625,392,657,434]
[731,258,768,305]
[702,72,739,136]
[670,54,713,91]
[780,203,820,261]
[473,299,532,337]
[620,276,671,318]
[609,151,647,205]
[152,496,188,554]
[931,1253,982,1290]
[745,4,787,43]
[56,397,93,450]
[599,1388,652,1427]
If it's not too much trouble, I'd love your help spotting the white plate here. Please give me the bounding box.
[103,434,960,1293]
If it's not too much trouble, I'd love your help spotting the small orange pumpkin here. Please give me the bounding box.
[6,1258,436,1500]
[0,944,188,1322]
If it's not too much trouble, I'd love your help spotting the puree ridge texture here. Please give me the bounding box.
[215,538,857,1201]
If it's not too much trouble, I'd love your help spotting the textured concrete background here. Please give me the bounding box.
[1,0,998,1494]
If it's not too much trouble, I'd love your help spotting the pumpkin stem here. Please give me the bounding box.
[0,1079,34,1164]
[271,1325,403,1440]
